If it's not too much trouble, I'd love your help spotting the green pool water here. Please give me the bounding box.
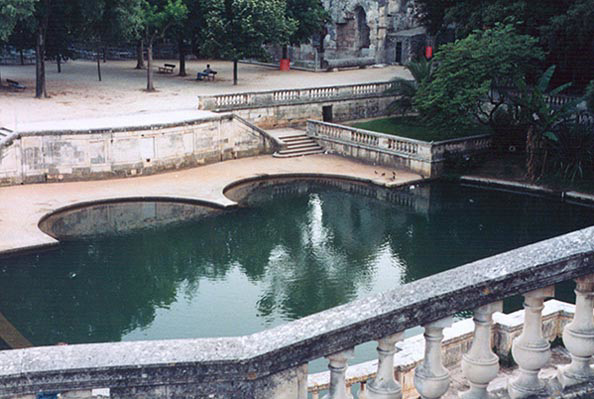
[0,180,592,357]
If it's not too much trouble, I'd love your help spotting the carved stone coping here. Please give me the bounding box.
[1,226,593,394]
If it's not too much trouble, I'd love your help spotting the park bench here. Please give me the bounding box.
[197,70,217,81]
[5,79,25,91]
[157,63,176,74]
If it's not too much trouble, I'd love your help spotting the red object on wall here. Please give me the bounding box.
[425,46,433,59]
[280,59,290,71]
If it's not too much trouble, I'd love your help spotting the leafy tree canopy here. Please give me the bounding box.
[0,0,35,41]
[285,0,329,46]
[414,23,544,128]
[202,0,297,61]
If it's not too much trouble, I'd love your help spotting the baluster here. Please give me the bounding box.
[460,301,502,399]
[558,274,594,388]
[508,286,554,399]
[323,349,354,399]
[414,317,453,399]
[362,332,404,399]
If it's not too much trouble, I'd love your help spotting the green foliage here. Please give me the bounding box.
[413,23,544,128]
[540,0,594,89]
[201,0,297,61]
[514,66,580,140]
[140,0,187,39]
[285,0,329,46]
[0,0,35,41]
[549,122,594,182]
[585,81,594,114]
[385,58,432,116]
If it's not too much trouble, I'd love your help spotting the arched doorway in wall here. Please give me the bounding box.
[356,6,370,50]
[336,5,371,55]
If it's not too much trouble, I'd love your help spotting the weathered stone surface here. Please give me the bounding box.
[0,114,282,187]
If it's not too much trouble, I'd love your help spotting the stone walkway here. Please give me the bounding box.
[0,154,423,256]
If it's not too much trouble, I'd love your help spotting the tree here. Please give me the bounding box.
[512,66,580,182]
[202,0,296,85]
[385,58,432,116]
[0,0,35,41]
[413,24,544,128]
[168,0,204,77]
[139,0,188,91]
[586,81,594,114]
[282,0,328,59]
[540,0,594,90]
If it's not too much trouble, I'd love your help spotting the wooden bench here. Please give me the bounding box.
[157,64,176,74]
[5,79,25,91]
[197,71,217,81]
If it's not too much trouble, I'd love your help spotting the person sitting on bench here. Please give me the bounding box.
[196,64,217,80]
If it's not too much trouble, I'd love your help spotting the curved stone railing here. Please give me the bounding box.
[197,81,393,111]
[1,226,594,398]
[307,120,493,177]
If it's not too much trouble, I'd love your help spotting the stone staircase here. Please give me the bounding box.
[0,127,12,139]
[273,133,324,158]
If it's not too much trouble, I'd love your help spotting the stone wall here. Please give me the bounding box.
[0,114,281,186]
[266,0,423,70]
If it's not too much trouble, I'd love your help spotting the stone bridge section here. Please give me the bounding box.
[0,111,283,186]
[0,226,593,398]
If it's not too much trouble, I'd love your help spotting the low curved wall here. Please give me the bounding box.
[0,114,281,186]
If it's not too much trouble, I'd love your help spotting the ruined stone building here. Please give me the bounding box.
[270,0,427,70]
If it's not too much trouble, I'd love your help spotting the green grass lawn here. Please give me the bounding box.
[350,116,492,142]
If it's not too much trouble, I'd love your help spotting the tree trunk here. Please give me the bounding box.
[96,48,102,81]
[147,39,154,91]
[19,49,24,65]
[103,47,107,63]
[56,53,61,73]
[525,126,543,182]
[282,44,289,59]
[178,38,186,77]
[135,39,145,69]
[233,59,238,86]
[35,27,47,98]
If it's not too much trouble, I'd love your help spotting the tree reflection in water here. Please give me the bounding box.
[0,181,592,347]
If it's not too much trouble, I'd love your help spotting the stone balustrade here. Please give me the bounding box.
[307,120,493,177]
[1,225,594,398]
[197,82,393,111]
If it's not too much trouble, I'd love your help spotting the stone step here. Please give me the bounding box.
[283,138,315,145]
[278,134,309,141]
[273,148,325,158]
[285,142,321,150]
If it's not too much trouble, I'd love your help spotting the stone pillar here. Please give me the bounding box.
[363,332,405,399]
[323,348,355,399]
[508,286,554,399]
[558,274,594,388]
[460,301,502,399]
[414,317,454,399]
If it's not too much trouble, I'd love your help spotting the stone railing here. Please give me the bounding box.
[197,81,393,111]
[1,226,594,398]
[307,120,493,177]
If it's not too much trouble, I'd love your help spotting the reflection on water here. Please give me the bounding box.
[0,180,592,350]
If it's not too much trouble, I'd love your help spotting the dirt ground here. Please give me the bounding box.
[0,59,409,130]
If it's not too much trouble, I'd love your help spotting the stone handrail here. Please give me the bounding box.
[307,119,493,164]
[197,81,393,111]
[1,224,593,397]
